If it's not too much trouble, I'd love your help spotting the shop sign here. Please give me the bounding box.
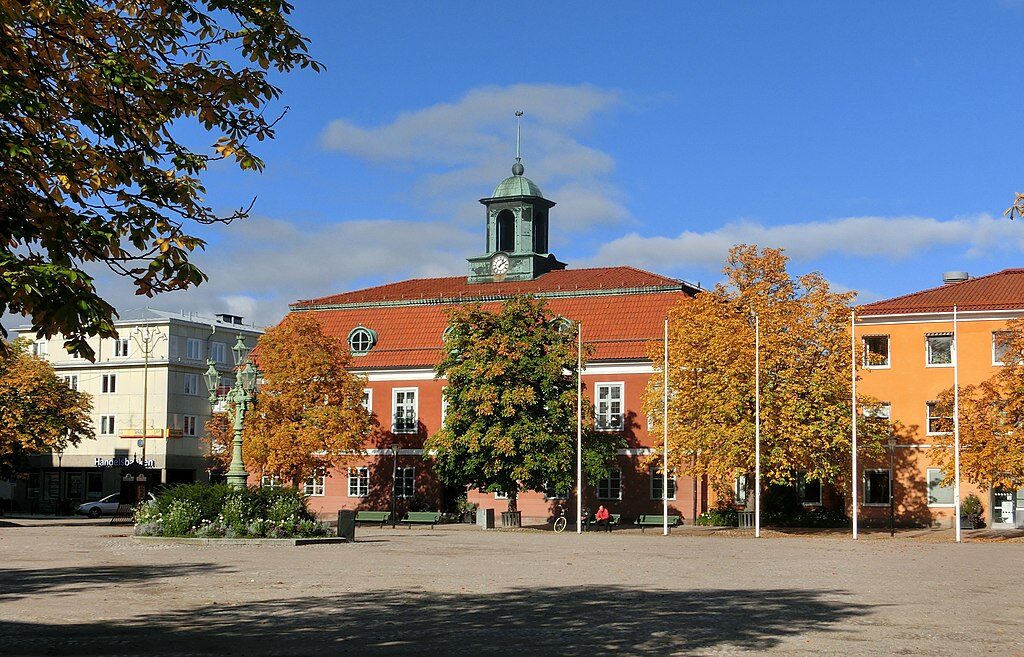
[94,457,155,468]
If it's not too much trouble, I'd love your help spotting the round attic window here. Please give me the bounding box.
[347,326,378,355]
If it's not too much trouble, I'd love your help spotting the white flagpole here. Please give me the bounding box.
[663,317,669,536]
[851,309,859,540]
[953,306,961,543]
[576,322,583,535]
[755,313,761,539]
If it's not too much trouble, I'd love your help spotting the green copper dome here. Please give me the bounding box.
[492,161,544,198]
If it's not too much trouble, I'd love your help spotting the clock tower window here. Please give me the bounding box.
[496,209,515,252]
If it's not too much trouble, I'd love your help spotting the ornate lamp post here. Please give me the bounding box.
[204,335,258,490]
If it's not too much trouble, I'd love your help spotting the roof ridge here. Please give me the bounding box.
[859,268,1018,309]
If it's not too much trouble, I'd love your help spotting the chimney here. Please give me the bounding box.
[942,271,970,285]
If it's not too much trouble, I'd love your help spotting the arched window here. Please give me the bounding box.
[550,316,574,333]
[496,209,515,252]
[533,211,548,253]
[347,326,378,355]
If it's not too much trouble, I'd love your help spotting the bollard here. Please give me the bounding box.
[337,509,356,542]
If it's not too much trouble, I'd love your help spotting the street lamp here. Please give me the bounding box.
[888,435,897,537]
[390,443,399,529]
[204,334,258,490]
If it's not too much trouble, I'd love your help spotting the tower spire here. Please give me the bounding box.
[513,110,524,176]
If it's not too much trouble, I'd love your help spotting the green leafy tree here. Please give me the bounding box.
[0,1,320,358]
[0,338,93,474]
[426,296,621,513]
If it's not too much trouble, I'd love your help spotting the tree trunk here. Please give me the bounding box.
[508,490,518,513]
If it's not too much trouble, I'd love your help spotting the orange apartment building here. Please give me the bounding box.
[255,158,709,525]
[856,269,1024,529]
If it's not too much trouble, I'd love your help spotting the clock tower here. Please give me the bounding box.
[467,113,567,284]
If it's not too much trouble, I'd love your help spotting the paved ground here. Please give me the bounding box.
[0,519,1022,656]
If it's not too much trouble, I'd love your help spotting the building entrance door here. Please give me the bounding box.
[991,488,1015,527]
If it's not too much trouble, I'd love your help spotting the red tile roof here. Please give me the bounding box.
[292,266,692,308]
[290,267,695,369]
[859,268,1024,316]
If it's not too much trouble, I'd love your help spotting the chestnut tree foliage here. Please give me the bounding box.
[932,321,1024,489]
[0,1,320,358]
[426,296,621,513]
[644,245,889,498]
[0,338,93,474]
[237,314,371,486]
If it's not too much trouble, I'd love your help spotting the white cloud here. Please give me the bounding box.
[321,84,628,232]
[91,216,477,329]
[583,213,1024,271]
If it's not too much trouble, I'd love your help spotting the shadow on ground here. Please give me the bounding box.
[0,585,872,656]
[0,563,231,601]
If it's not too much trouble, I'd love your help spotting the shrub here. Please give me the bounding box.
[696,506,739,527]
[138,483,329,539]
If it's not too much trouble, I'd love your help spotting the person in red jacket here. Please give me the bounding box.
[595,505,611,532]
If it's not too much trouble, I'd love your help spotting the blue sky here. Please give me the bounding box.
[95,1,1024,326]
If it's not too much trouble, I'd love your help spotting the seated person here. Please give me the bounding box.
[595,504,611,532]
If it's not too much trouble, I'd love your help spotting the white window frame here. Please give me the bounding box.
[210,341,227,364]
[114,337,130,358]
[926,401,952,436]
[31,339,48,357]
[862,334,890,369]
[925,333,953,367]
[303,476,326,497]
[595,382,624,431]
[864,402,891,420]
[926,467,955,507]
[62,375,79,391]
[185,338,203,361]
[260,475,281,489]
[494,490,509,500]
[101,374,117,394]
[99,415,116,436]
[597,468,623,500]
[183,373,199,396]
[993,331,1013,366]
[734,475,748,504]
[348,466,369,497]
[863,469,891,506]
[183,415,197,437]
[395,466,415,498]
[440,386,449,424]
[361,388,373,414]
[543,482,568,500]
[797,475,822,506]
[392,388,418,434]
[649,467,676,501]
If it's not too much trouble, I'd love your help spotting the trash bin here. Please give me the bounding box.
[738,511,754,529]
[500,511,522,528]
[337,509,356,541]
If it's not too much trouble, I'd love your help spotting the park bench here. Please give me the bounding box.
[636,514,681,532]
[401,511,443,528]
[584,513,620,531]
[355,511,391,527]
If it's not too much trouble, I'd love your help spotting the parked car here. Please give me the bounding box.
[76,492,155,518]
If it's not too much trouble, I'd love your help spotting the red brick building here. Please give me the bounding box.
[265,159,707,524]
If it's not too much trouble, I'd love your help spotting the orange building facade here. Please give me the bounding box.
[252,159,711,525]
[856,269,1024,529]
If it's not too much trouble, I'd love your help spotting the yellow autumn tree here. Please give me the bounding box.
[241,314,372,486]
[644,245,889,498]
[932,319,1024,488]
[0,338,93,475]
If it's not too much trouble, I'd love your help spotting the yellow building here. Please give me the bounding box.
[856,269,1024,529]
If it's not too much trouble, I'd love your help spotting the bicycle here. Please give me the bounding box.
[552,507,568,533]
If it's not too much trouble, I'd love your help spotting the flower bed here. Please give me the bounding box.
[134,483,331,539]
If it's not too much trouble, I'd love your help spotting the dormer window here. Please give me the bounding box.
[347,326,378,355]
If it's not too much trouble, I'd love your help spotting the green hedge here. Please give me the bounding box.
[134,483,330,538]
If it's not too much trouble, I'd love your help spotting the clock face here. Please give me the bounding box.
[491,253,510,275]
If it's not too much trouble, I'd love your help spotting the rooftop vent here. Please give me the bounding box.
[942,271,970,285]
[216,313,244,325]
